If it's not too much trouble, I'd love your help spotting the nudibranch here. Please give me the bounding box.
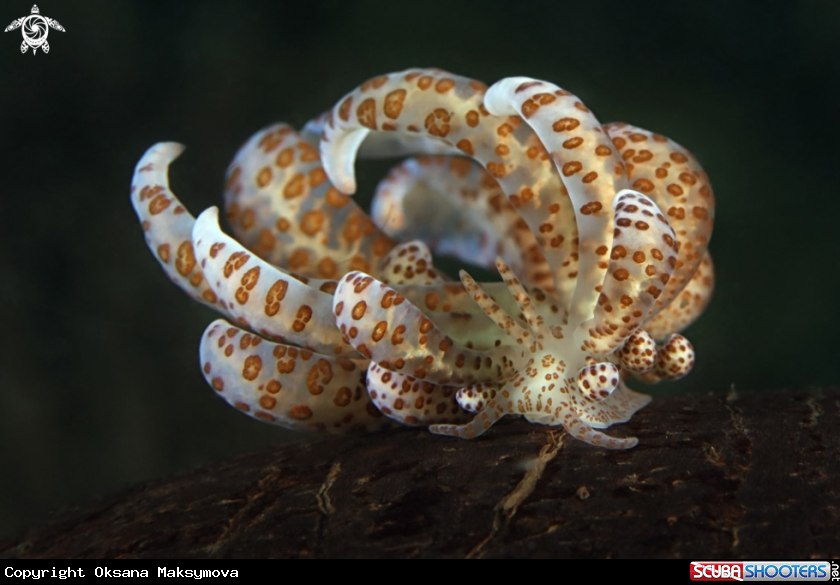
[131,68,714,449]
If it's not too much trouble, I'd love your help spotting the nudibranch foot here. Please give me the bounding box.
[440,257,643,449]
[430,395,641,450]
[566,423,639,450]
[574,380,651,429]
[429,396,506,440]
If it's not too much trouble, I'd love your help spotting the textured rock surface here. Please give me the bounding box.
[2,389,838,559]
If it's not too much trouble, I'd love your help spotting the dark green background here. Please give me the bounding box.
[1,0,837,539]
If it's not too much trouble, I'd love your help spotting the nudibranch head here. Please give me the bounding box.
[131,67,714,450]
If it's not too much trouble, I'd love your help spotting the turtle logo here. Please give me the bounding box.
[5,5,64,55]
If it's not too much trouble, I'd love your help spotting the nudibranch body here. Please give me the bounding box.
[131,68,714,449]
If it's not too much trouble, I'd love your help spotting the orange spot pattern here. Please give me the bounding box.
[133,68,714,447]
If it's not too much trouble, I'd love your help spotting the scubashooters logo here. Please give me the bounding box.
[4,5,64,54]
[691,561,834,581]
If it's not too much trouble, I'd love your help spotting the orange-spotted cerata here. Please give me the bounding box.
[131,68,714,449]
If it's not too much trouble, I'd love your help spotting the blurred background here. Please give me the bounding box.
[1,0,837,539]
